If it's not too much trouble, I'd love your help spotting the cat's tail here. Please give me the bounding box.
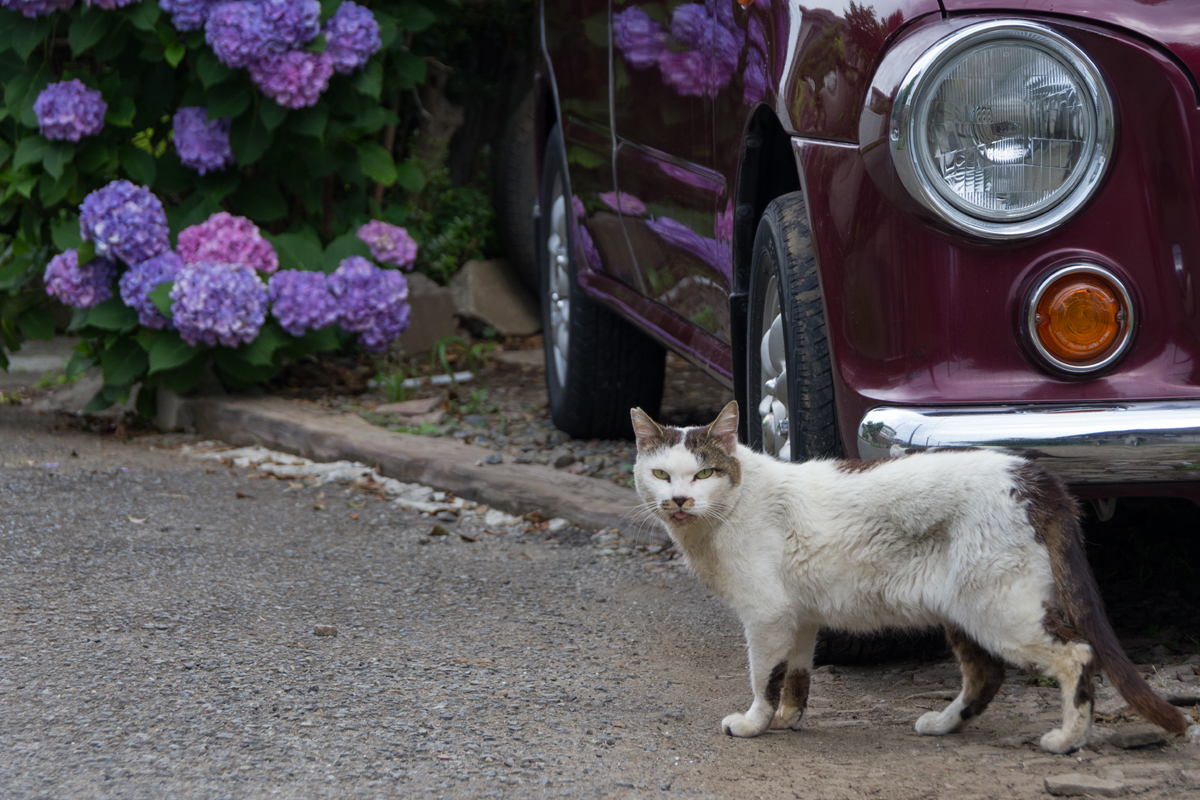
[1023,463,1188,735]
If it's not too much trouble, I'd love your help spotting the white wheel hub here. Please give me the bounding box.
[546,176,571,388]
[758,274,790,461]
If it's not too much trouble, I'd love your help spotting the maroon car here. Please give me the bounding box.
[532,0,1200,510]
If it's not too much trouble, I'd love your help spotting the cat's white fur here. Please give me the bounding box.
[631,401,1185,753]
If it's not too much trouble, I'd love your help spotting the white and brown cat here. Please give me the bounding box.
[631,401,1185,753]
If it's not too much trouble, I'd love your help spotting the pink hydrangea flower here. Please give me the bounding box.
[178,212,279,274]
[356,221,417,270]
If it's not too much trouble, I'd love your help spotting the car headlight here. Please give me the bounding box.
[890,21,1114,239]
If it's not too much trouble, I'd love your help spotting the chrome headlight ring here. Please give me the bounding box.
[890,20,1114,240]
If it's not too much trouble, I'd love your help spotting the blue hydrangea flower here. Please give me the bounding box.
[119,251,184,330]
[171,262,269,348]
[323,1,381,75]
[268,270,338,336]
[172,107,234,175]
[356,221,417,269]
[79,180,171,267]
[328,257,410,352]
[85,0,136,7]
[0,0,75,17]
[34,80,106,143]
[159,0,213,31]
[44,250,116,309]
[248,49,333,109]
[205,0,319,67]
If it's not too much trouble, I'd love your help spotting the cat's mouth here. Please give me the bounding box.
[671,511,692,522]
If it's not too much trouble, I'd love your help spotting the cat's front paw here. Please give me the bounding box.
[721,712,767,738]
[915,711,959,736]
[771,707,804,730]
[1039,727,1084,755]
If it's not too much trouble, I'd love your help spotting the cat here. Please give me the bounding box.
[630,400,1186,753]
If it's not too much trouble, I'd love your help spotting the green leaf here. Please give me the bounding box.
[38,163,76,207]
[396,1,436,33]
[357,141,396,186]
[286,103,327,139]
[82,388,115,414]
[319,0,341,21]
[395,159,426,192]
[105,95,136,127]
[164,41,186,67]
[128,0,161,31]
[120,145,156,186]
[0,256,33,291]
[69,7,115,57]
[101,337,149,386]
[51,215,84,252]
[206,81,252,120]
[394,51,425,87]
[265,232,324,272]
[354,59,383,100]
[195,168,240,200]
[0,140,13,169]
[76,240,96,265]
[196,49,231,88]
[135,380,158,419]
[85,298,139,332]
[298,325,340,352]
[304,33,327,54]
[259,98,287,131]
[1,319,19,352]
[230,108,272,166]
[213,347,277,387]
[42,140,73,180]
[12,16,52,62]
[12,135,48,170]
[166,192,222,238]
[17,306,53,341]
[230,178,286,222]
[158,354,205,394]
[239,321,287,367]
[323,232,372,272]
[76,141,115,173]
[0,349,7,372]
[147,330,196,375]
[149,281,174,317]
[65,351,95,380]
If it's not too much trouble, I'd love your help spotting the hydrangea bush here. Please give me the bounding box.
[0,0,440,415]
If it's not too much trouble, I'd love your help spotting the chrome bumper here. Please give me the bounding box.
[857,402,1200,484]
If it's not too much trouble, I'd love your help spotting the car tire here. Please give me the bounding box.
[746,192,840,461]
[539,124,665,439]
[493,89,539,293]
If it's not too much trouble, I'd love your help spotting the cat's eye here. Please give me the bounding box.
[652,469,669,480]
[695,468,714,479]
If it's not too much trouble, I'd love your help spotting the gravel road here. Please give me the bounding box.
[3,407,1199,800]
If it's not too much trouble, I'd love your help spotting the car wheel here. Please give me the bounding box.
[539,124,665,439]
[746,192,839,461]
[493,89,538,293]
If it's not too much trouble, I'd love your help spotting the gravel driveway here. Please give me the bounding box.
[3,408,1199,799]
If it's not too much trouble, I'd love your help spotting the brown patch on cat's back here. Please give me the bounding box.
[1009,460,1080,542]
[683,427,741,486]
[834,458,887,474]
[1041,601,1083,643]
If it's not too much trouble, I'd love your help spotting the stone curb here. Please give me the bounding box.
[187,395,665,544]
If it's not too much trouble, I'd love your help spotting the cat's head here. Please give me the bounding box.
[630,401,742,529]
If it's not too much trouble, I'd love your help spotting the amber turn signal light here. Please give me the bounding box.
[1027,265,1133,374]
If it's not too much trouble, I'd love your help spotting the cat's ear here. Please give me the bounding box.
[706,400,739,454]
[631,407,665,451]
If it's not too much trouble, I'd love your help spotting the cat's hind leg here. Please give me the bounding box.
[1031,639,1096,754]
[915,624,1006,737]
[772,623,819,730]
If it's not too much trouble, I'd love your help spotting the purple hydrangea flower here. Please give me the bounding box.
[328,257,410,352]
[44,250,115,309]
[743,46,769,105]
[659,49,709,98]
[356,221,417,269]
[268,270,338,336]
[34,80,106,143]
[576,225,601,271]
[118,251,184,330]
[716,200,734,242]
[613,7,666,70]
[599,191,646,216]
[206,0,320,67]
[178,213,279,274]
[323,1,381,75]
[171,262,268,348]
[172,107,234,175]
[747,14,767,55]
[247,49,334,109]
[0,0,75,17]
[85,0,136,7]
[79,180,171,267]
[670,3,708,49]
[159,0,213,31]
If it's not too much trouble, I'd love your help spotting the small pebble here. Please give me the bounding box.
[554,454,576,469]
[485,453,503,465]
[313,625,338,637]
[436,511,458,523]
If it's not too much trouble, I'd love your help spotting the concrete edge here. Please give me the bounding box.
[188,395,665,544]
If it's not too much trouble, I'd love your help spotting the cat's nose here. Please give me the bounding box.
[672,496,690,508]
